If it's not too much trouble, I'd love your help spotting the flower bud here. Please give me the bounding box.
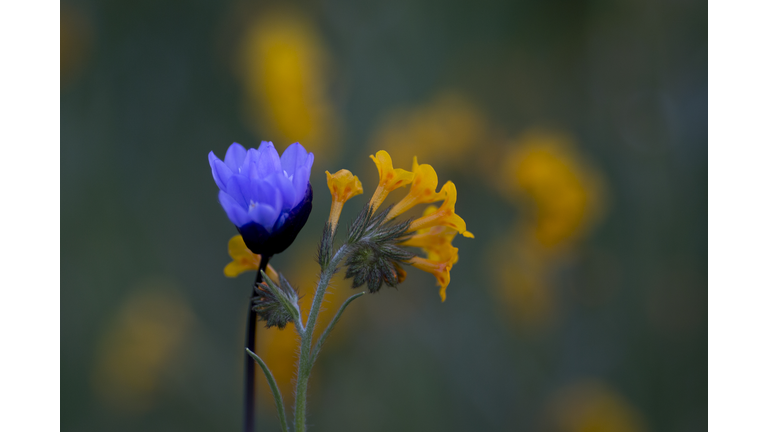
[326,169,363,232]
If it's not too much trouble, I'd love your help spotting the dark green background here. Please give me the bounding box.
[61,0,707,430]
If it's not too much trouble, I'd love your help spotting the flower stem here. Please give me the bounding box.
[294,244,349,432]
[244,254,272,432]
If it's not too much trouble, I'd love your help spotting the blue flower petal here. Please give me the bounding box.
[248,203,279,231]
[304,152,315,171]
[242,148,260,178]
[256,141,282,177]
[224,175,249,207]
[210,155,234,191]
[224,143,247,173]
[280,142,309,177]
[248,178,283,211]
[291,165,310,206]
[219,190,249,227]
[265,171,296,210]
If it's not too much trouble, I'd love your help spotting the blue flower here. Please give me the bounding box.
[209,141,314,255]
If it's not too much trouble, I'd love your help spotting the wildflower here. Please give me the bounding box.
[209,141,314,255]
[339,152,473,300]
[407,181,474,238]
[368,150,414,212]
[326,169,363,232]
[409,252,458,302]
[399,206,459,262]
[399,206,461,301]
[386,157,446,220]
[224,235,280,281]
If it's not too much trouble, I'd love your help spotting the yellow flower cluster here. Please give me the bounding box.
[327,150,473,301]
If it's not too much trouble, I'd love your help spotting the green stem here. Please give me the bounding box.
[294,244,350,432]
[309,292,365,367]
[246,349,289,432]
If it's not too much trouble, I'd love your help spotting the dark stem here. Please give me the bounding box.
[244,254,272,432]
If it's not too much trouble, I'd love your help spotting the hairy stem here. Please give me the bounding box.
[294,244,349,432]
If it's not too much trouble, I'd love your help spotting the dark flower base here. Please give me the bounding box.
[238,185,313,256]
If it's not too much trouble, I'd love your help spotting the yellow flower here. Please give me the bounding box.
[368,150,414,212]
[386,157,446,220]
[407,181,474,238]
[409,251,458,302]
[369,92,490,172]
[545,381,647,432]
[326,169,363,232]
[501,130,604,249]
[91,280,194,413]
[399,205,458,262]
[239,10,339,158]
[223,235,280,281]
[402,206,464,301]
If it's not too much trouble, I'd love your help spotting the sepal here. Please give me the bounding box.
[252,271,302,329]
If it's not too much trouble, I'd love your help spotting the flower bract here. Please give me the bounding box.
[209,141,314,255]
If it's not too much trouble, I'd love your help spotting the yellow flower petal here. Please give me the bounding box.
[368,150,414,212]
[326,169,363,202]
[407,181,470,235]
[326,169,364,231]
[387,157,445,220]
[409,253,457,302]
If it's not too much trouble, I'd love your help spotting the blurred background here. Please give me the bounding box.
[61,0,706,430]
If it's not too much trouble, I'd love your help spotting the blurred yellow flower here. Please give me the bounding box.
[224,235,280,281]
[326,169,364,232]
[91,280,194,413]
[239,10,339,157]
[489,236,555,329]
[369,92,490,172]
[544,381,647,432]
[501,130,604,250]
[490,129,605,329]
[368,150,414,212]
[61,5,93,87]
